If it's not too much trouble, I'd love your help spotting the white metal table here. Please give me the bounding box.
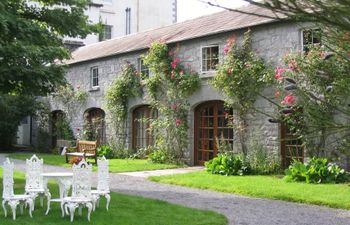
[41,172,73,215]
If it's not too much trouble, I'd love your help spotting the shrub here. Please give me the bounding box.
[149,149,169,164]
[205,153,250,176]
[246,142,281,175]
[97,145,114,159]
[112,149,133,159]
[284,157,349,183]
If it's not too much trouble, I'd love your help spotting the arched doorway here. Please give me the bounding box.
[194,101,233,165]
[51,110,71,148]
[84,108,105,145]
[132,105,158,150]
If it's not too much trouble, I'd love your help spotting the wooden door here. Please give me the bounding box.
[132,105,157,150]
[194,101,233,165]
[280,123,304,168]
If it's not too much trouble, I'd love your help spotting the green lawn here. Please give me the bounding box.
[149,171,350,210]
[0,169,227,225]
[8,153,180,173]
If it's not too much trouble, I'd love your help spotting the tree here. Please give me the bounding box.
[0,0,98,95]
[203,0,350,166]
[0,0,98,149]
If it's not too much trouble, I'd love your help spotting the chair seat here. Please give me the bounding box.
[63,197,92,203]
[66,152,95,157]
[5,194,31,201]
[91,190,109,195]
[26,188,46,193]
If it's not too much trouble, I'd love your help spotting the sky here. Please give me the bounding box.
[177,0,248,22]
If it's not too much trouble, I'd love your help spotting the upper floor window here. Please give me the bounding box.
[91,67,99,88]
[202,45,219,72]
[125,7,131,35]
[137,58,149,79]
[302,29,321,52]
[99,25,112,42]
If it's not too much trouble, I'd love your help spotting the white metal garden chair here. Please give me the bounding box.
[61,159,93,222]
[91,156,111,211]
[25,154,51,210]
[2,158,34,220]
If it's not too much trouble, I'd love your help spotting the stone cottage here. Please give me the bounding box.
[44,4,318,166]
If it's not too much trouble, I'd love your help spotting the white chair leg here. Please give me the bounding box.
[2,200,7,217]
[105,194,111,211]
[9,201,19,220]
[68,204,76,222]
[45,200,51,215]
[27,198,33,218]
[60,202,65,217]
[86,202,93,222]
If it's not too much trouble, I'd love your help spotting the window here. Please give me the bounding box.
[202,45,219,72]
[137,58,149,79]
[91,67,99,88]
[99,25,112,42]
[302,29,321,52]
[125,7,131,35]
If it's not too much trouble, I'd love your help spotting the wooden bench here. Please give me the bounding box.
[65,140,97,164]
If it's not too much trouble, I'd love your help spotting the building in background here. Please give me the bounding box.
[64,0,177,50]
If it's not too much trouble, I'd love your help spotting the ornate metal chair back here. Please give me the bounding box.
[2,158,14,199]
[97,156,109,192]
[25,154,44,191]
[71,160,92,199]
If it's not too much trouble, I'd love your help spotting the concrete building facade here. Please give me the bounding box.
[64,0,177,48]
[44,4,312,166]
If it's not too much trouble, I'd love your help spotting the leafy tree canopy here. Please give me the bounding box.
[0,0,99,95]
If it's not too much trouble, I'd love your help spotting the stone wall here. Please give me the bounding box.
[46,21,304,165]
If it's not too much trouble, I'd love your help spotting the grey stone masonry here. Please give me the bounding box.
[45,20,307,165]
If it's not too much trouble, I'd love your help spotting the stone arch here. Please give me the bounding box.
[83,107,106,145]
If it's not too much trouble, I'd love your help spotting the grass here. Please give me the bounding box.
[0,169,227,225]
[8,153,180,173]
[149,171,350,210]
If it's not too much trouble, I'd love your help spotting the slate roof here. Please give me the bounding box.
[66,4,279,65]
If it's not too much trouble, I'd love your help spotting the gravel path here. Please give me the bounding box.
[1,154,350,225]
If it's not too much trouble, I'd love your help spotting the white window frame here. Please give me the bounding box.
[137,58,149,79]
[201,45,219,73]
[301,28,321,52]
[99,24,112,42]
[91,67,99,88]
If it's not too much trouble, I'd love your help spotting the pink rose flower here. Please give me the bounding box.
[282,95,296,105]
[275,73,282,80]
[223,45,230,55]
[175,118,182,126]
[171,58,181,69]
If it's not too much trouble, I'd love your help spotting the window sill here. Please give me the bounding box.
[89,87,100,92]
